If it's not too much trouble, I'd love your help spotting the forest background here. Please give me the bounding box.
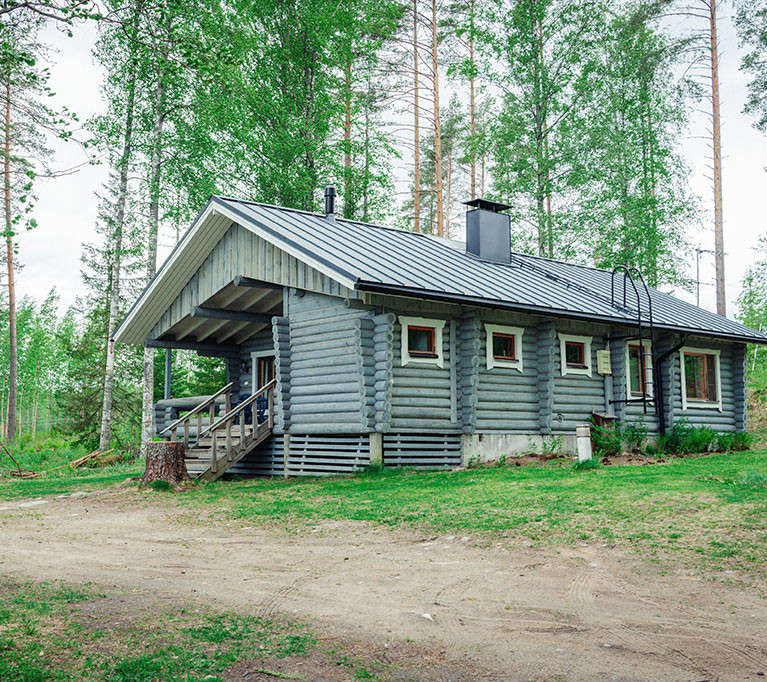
[2,0,767,454]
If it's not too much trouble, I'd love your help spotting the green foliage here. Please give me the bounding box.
[0,580,318,682]
[736,236,767,391]
[572,457,601,471]
[655,419,752,455]
[589,422,623,457]
[622,418,649,453]
[144,479,173,492]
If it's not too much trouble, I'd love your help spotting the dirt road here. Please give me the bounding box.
[1,487,766,681]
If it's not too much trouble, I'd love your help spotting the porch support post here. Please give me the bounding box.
[283,433,291,478]
[369,432,383,467]
[164,349,172,400]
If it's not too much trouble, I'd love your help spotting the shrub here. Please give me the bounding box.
[572,458,601,471]
[622,418,648,453]
[654,420,751,455]
[589,421,622,457]
[730,431,753,452]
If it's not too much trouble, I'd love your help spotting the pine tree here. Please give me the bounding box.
[0,10,74,440]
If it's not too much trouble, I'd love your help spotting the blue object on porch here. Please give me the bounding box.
[235,394,253,425]
[256,397,268,423]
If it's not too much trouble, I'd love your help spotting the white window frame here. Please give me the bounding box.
[251,350,276,393]
[484,323,524,372]
[399,316,446,368]
[625,339,653,399]
[558,333,593,377]
[680,346,722,412]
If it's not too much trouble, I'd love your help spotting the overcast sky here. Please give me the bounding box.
[19,10,767,320]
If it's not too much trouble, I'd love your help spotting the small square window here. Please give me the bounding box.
[407,325,437,357]
[565,341,586,368]
[485,324,524,371]
[399,316,446,367]
[492,333,516,360]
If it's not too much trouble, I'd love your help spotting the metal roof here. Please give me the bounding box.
[114,195,767,345]
[219,197,767,344]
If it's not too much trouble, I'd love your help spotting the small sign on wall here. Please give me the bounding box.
[596,349,612,375]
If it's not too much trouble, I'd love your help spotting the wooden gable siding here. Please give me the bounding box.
[151,223,355,340]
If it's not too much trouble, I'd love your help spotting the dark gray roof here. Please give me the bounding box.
[215,197,767,343]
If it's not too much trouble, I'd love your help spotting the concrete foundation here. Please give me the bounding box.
[461,433,577,466]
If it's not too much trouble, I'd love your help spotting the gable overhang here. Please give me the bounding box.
[356,280,767,345]
[113,197,359,346]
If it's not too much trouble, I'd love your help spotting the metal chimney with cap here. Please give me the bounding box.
[324,185,337,222]
[463,198,512,263]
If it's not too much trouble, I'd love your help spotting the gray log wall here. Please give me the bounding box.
[282,290,372,434]
[230,290,751,444]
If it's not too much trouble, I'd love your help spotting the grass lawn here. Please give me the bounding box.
[0,579,387,682]
[2,449,767,577]
[174,450,767,577]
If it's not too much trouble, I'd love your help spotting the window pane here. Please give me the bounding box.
[408,327,434,354]
[629,346,641,393]
[706,354,717,401]
[492,333,515,359]
[565,342,584,366]
[684,354,702,399]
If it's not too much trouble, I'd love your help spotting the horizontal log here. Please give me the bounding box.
[290,402,363,414]
[191,307,273,324]
[145,338,240,355]
[232,275,283,290]
[291,382,361,397]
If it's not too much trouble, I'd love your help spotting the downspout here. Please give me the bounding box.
[654,334,686,436]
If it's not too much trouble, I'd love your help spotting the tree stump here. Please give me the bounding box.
[141,441,189,486]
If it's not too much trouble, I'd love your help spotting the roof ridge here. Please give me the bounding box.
[216,195,465,240]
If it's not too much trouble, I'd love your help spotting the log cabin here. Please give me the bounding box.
[114,189,767,480]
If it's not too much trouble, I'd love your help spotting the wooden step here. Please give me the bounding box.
[184,423,272,482]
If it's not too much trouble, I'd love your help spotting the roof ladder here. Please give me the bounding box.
[609,266,657,417]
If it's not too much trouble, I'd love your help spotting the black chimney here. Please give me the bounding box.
[324,185,337,222]
[463,198,512,263]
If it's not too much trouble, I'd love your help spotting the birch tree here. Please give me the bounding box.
[485,0,604,257]
[93,4,140,452]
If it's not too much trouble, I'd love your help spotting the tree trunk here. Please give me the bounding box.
[99,56,138,452]
[362,69,371,221]
[3,72,17,442]
[431,0,444,238]
[343,58,353,219]
[445,147,452,238]
[469,0,476,200]
[140,75,166,457]
[413,0,421,233]
[709,0,725,316]
[141,440,189,486]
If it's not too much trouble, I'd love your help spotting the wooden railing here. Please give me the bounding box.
[202,379,276,476]
[159,382,233,448]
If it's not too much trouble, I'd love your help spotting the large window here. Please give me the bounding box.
[398,316,446,368]
[627,340,652,397]
[558,333,593,377]
[484,324,524,371]
[680,347,721,410]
